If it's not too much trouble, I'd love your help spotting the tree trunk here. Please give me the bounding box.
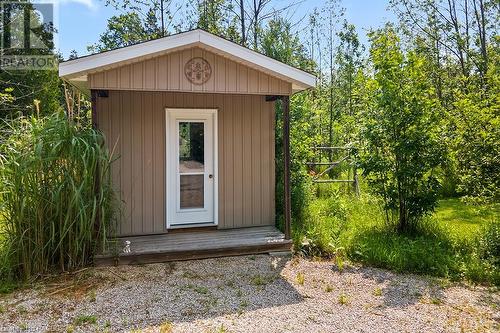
[472,0,488,82]
[398,180,408,233]
[240,0,246,45]
[160,0,165,36]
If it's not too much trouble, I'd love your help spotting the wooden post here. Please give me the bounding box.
[91,90,98,129]
[282,96,291,240]
[353,167,360,196]
[91,90,101,242]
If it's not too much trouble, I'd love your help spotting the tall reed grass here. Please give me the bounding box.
[0,112,115,281]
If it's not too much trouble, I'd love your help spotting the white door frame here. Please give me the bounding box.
[165,108,218,229]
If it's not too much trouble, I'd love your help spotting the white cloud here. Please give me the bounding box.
[56,0,98,10]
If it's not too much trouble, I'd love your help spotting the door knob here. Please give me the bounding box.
[209,174,214,179]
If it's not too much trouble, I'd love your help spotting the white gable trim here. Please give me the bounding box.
[59,29,315,92]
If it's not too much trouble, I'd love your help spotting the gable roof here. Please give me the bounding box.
[59,29,316,93]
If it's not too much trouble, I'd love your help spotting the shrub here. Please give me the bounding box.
[0,113,115,281]
[295,190,347,257]
[478,220,500,266]
[361,27,444,233]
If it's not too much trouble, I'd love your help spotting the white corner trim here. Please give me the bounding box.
[59,29,316,91]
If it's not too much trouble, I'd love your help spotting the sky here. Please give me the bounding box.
[57,0,396,59]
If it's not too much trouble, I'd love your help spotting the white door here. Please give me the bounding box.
[166,109,217,228]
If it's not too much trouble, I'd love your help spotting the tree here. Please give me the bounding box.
[88,12,160,53]
[360,26,444,233]
[100,0,181,35]
[194,0,241,43]
[390,0,497,85]
[0,2,62,118]
[333,21,365,144]
[260,16,317,228]
[390,0,499,202]
[260,17,312,70]
[451,42,500,202]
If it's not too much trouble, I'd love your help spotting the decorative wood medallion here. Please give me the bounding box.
[184,57,212,85]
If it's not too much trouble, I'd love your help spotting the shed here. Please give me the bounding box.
[59,29,315,265]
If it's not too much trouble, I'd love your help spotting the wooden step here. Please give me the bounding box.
[95,226,292,266]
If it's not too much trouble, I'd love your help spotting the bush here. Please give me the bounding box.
[361,27,444,233]
[478,221,500,266]
[295,190,347,257]
[0,113,115,281]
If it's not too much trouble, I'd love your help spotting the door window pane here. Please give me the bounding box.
[179,122,204,173]
[180,174,204,209]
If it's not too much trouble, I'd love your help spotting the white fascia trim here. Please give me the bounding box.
[59,30,200,78]
[59,29,316,90]
[198,30,316,89]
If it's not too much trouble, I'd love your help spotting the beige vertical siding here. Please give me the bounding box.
[96,91,275,237]
[89,47,292,96]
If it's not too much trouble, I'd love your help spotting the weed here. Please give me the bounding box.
[216,324,228,333]
[182,271,201,279]
[159,321,173,333]
[201,296,218,309]
[335,247,346,272]
[66,325,75,333]
[18,323,27,331]
[336,256,345,272]
[0,281,19,294]
[251,275,266,286]
[239,299,249,310]
[296,272,305,285]
[194,286,209,295]
[338,293,349,305]
[89,290,97,302]
[325,284,333,292]
[431,297,443,305]
[373,287,383,296]
[74,314,98,326]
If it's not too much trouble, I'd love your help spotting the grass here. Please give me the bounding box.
[73,314,98,326]
[182,284,210,294]
[295,188,500,285]
[193,286,209,294]
[250,274,277,286]
[434,198,499,240]
[0,113,115,285]
[251,275,266,286]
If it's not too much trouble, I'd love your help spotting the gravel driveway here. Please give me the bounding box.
[0,255,498,332]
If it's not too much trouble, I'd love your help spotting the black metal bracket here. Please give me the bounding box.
[265,95,282,102]
[97,90,109,98]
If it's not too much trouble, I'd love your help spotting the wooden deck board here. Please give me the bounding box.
[95,226,292,266]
